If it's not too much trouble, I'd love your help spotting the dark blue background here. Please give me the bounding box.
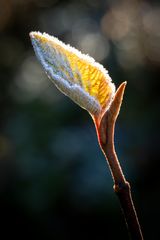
[0,0,160,239]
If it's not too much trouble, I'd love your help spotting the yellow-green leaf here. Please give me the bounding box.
[30,31,115,117]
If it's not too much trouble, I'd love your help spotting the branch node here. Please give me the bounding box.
[114,181,130,194]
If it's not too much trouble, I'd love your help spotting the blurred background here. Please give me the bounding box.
[0,0,160,239]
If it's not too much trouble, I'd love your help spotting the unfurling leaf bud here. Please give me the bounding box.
[30,31,115,118]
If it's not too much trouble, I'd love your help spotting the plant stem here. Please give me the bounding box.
[94,82,143,240]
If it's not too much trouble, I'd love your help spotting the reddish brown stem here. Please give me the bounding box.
[94,82,143,239]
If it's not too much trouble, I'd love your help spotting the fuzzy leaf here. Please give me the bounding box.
[30,31,115,117]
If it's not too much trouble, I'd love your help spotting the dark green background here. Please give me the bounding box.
[0,0,160,239]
